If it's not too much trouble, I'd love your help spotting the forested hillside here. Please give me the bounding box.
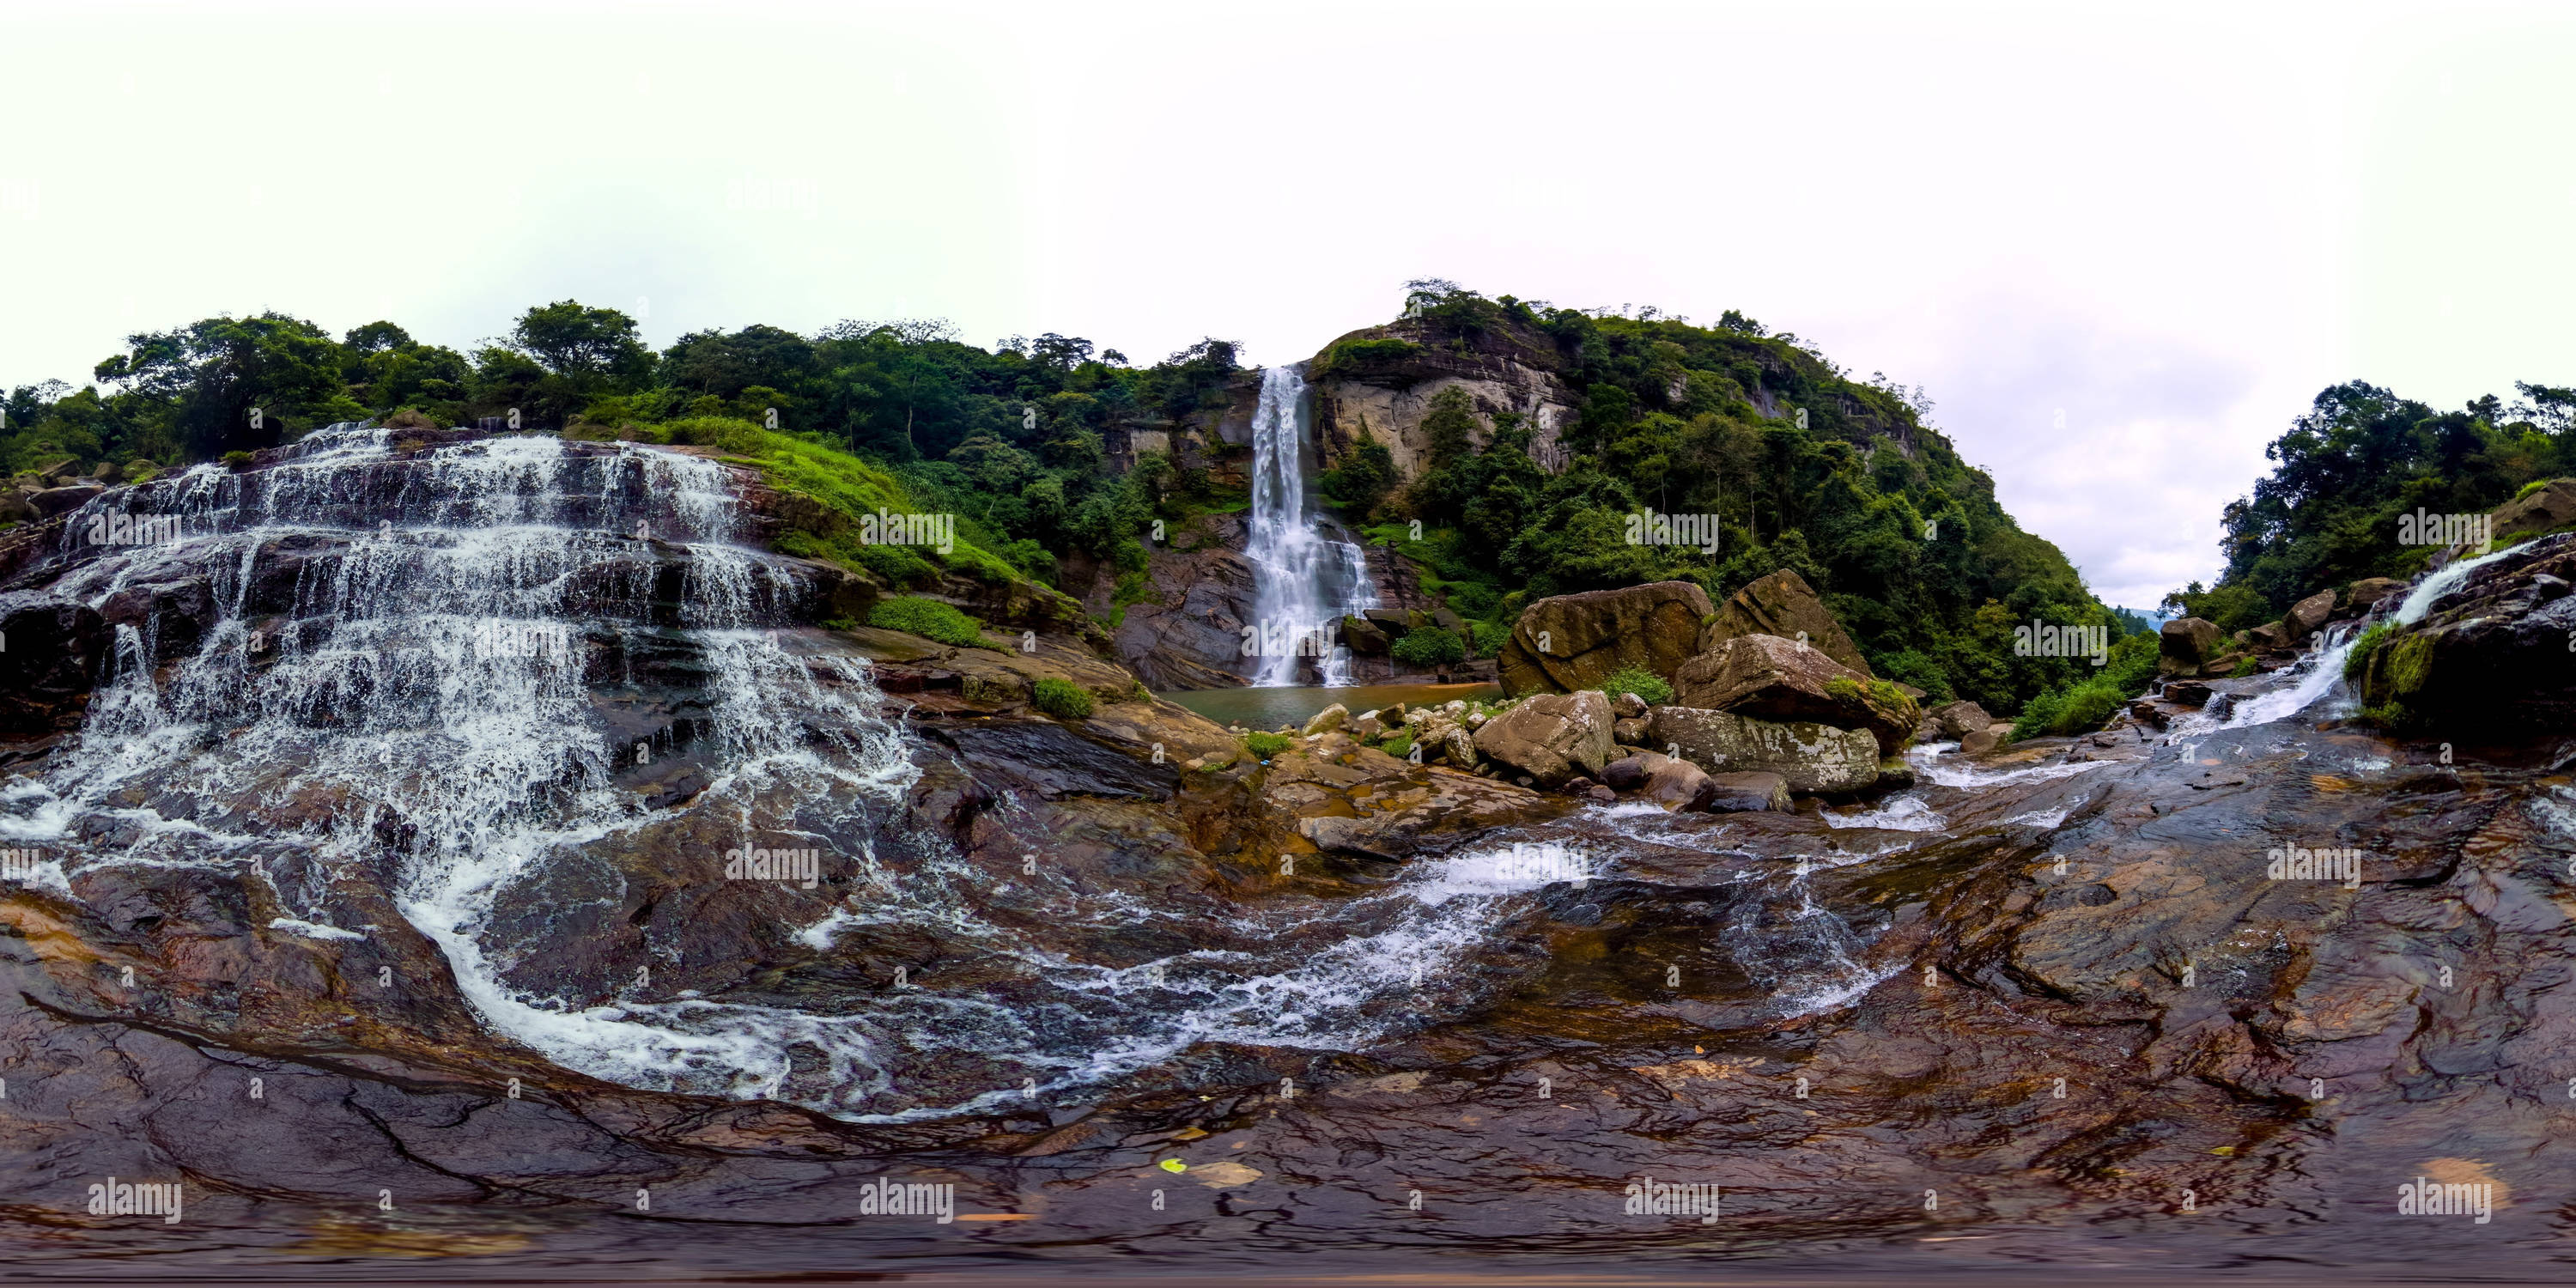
[3,289,2154,721]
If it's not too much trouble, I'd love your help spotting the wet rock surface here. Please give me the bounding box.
[6,430,2576,1280]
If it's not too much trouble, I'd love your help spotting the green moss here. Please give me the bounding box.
[1031,677,1094,720]
[1379,734,1413,759]
[1867,679,1909,709]
[1391,626,1465,668]
[1244,731,1294,758]
[1826,676,1865,704]
[867,596,988,648]
[2344,623,2391,681]
[2515,478,2552,501]
[2230,656,2259,677]
[1601,665,1674,707]
[221,450,255,469]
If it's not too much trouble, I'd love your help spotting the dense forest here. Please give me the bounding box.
[3,289,2167,728]
[2161,380,2576,631]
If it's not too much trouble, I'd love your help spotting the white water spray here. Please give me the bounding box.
[1244,366,1378,686]
[2225,539,2535,728]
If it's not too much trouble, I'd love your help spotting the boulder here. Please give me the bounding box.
[1644,706,1879,795]
[0,489,32,524]
[1342,615,1391,655]
[0,594,110,735]
[2488,478,2576,542]
[28,484,102,518]
[1639,753,1716,811]
[2158,617,2222,675]
[1923,700,1991,739]
[1303,703,1348,736]
[1612,691,1649,720]
[1599,756,1649,791]
[1431,606,1467,632]
[1873,756,1917,793]
[34,458,79,485]
[2201,651,2246,677]
[1959,727,2003,756]
[1470,690,1613,789]
[2346,577,2405,615]
[2161,680,2214,708]
[1613,716,1649,745]
[1671,634,1918,755]
[1349,714,1384,741]
[1497,580,1713,697]
[1705,771,1792,812]
[2245,622,2288,651]
[1699,568,1874,677]
[2283,590,2337,644]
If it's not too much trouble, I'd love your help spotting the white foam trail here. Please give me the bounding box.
[1823,796,1947,832]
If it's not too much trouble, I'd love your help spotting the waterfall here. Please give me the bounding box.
[1243,365,1378,686]
[2224,538,2534,729]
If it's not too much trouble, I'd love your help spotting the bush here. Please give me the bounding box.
[1031,677,1094,720]
[1391,626,1465,668]
[867,596,987,647]
[1600,665,1674,707]
[221,450,255,470]
[1244,731,1294,758]
[1468,620,1508,657]
[1379,734,1413,759]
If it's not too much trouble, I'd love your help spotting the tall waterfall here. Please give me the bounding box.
[1244,365,1378,686]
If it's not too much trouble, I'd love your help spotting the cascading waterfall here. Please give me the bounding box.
[1244,365,1378,686]
[2225,538,2534,728]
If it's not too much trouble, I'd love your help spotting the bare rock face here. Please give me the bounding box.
[1471,691,1614,789]
[1643,705,1879,795]
[1698,569,1874,677]
[2488,477,2576,541]
[1305,316,1578,485]
[2158,617,2223,675]
[1497,580,1713,697]
[2284,589,2338,644]
[1672,634,1918,756]
[1108,513,1260,691]
[0,593,108,738]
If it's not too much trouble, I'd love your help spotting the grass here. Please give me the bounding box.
[1601,665,1674,707]
[1244,731,1294,759]
[868,596,989,648]
[1032,677,1095,720]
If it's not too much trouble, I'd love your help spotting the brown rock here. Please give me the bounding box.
[1612,691,1649,720]
[2346,577,2405,614]
[1643,706,1880,794]
[1586,784,1616,804]
[28,484,102,518]
[2284,590,2336,644]
[2158,617,2222,675]
[1470,691,1613,788]
[1672,635,1918,755]
[1599,756,1649,791]
[1637,752,1717,811]
[1699,568,1874,677]
[1613,716,1649,744]
[1959,726,2003,756]
[2162,680,2214,707]
[1923,700,1991,738]
[1496,580,1712,697]
[2245,622,2288,650]
[1704,771,1790,812]
[1341,615,1390,655]
[2488,477,2576,541]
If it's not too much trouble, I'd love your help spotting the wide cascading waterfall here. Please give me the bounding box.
[2223,537,2536,728]
[1244,364,1377,686]
[17,424,922,1103]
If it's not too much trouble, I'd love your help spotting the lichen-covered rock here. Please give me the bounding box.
[1643,705,1879,795]
[1698,568,1874,677]
[1672,635,1918,755]
[1303,703,1349,736]
[1497,580,1713,697]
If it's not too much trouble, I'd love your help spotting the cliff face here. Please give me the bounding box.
[1305,317,1578,483]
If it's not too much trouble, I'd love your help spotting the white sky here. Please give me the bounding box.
[3,0,2570,607]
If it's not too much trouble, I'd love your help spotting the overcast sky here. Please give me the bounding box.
[3,1,2570,607]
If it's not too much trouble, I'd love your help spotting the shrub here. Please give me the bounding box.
[221,450,255,470]
[2230,655,2260,677]
[1468,620,1508,657]
[1031,677,1094,720]
[1379,734,1413,759]
[1600,665,1674,707]
[867,596,987,647]
[1391,626,1465,668]
[1244,731,1294,758]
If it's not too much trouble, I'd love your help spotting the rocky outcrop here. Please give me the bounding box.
[1109,513,1260,690]
[1923,700,1993,740]
[2158,616,2222,675]
[0,593,108,740]
[2346,576,2405,614]
[1497,580,1712,697]
[2349,532,2576,732]
[2488,477,2576,541]
[1471,691,1613,788]
[1643,705,1880,794]
[1306,318,1577,484]
[1698,568,1874,677]
[1672,634,1918,755]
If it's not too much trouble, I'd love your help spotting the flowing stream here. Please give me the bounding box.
[1243,365,1378,685]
